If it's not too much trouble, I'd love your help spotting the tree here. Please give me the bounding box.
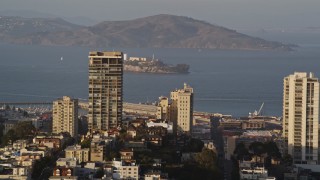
[249,141,266,156]
[190,148,222,179]
[195,147,217,170]
[183,138,204,152]
[140,154,154,165]
[0,123,4,144]
[94,167,104,178]
[80,138,91,148]
[5,105,10,110]
[1,129,17,146]
[13,121,36,139]
[1,121,36,146]
[282,154,293,166]
[105,144,120,161]
[231,156,240,180]
[23,111,28,117]
[264,141,281,158]
[32,156,54,179]
[234,143,249,160]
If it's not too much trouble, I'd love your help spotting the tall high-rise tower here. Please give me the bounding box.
[170,83,194,133]
[52,96,78,137]
[88,51,123,131]
[283,72,319,164]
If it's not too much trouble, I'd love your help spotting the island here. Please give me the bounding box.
[0,14,294,51]
[124,56,189,74]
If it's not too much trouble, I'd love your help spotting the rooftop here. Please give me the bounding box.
[242,130,272,137]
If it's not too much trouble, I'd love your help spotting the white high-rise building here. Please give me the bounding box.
[283,72,319,164]
[170,83,194,133]
[53,96,78,137]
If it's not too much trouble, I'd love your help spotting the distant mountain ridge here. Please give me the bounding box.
[0,14,293,50]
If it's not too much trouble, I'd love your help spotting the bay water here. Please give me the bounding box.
[0,39,319,117]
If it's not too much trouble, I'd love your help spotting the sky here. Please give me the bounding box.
[0,0,319,30]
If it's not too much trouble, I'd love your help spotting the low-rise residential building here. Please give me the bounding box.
[241,120,265,130]
[19,152,43,161]
[146,120,173,134]
[34,137,61,149]
[0,166,30,180]
[18,159,33,167]
[240,167,269,180]
[239,161,275,180]
[130,119,145,128]
[3,120,18,135]
[127,125,137,138]
[107,128,121,137]
[124,141,148,152]
[53,166,74,176]
[145,172,161,180]
[203,140,216,151]
[65,145,90,163]
[34,134,70,149]
[192,124,211,140]
[12,140,28,151]
[74,162,98,179]
[112,160,139,180]
[145,171,168,180]
[220,119,266,130]
[56,158,77,168]
[12,166,29,176]
[0,175,29,180]
[18,148,46,161]
[49,176,78,180]
[90,141,105,162]
[142,135,163,146]
[147,126,167,137]
[120,149,134,162]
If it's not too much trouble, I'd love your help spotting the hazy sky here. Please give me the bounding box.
[1,0,319,29]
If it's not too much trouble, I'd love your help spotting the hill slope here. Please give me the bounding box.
[0,14,293,50]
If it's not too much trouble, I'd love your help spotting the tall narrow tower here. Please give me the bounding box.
[88,51,123,131]
[170,83,194,134]
[283,72,319,164]
[52,96,78,137]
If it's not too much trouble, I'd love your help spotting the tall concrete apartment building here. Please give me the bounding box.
[283,72,319,164]
[52,96,78,137]
[88,51,123,131]
[170,83,194,133]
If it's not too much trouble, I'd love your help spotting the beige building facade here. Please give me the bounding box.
[156,96,170,120]
[112,160,139,180]
[88,51,123,131]
[283,72,319,164]
[90,142,105,162]
[170,83,194,133]
[52,96,78,137]
[65,145,89,163]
